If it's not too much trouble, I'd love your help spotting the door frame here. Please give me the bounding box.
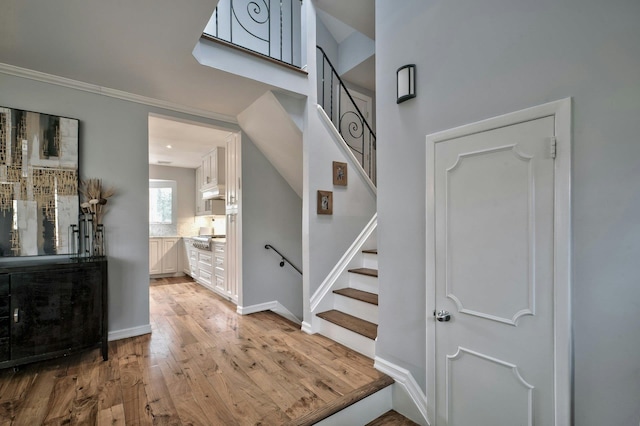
[425,98,572,425]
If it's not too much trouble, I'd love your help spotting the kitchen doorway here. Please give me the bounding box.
[148,113,242,307]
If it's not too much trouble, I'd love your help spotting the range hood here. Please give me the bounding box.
[201,184,225,200]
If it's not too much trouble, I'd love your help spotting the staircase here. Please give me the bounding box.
[315,248,379,358]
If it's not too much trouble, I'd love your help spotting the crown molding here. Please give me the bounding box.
[0,62,238,124]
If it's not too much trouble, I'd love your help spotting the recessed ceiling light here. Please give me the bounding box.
[166,144,172,149]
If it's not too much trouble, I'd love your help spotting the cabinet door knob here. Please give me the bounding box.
[13,308,19,323]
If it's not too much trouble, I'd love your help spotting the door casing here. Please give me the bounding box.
[425,98,572,425]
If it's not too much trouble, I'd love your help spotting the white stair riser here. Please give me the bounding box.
[317,317,375,359]
[314,385,392,426]
[362,253,378,269]
[349,273,378,294]
[334,295,378,324]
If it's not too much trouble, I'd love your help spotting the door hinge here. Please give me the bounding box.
[549,136,557,159]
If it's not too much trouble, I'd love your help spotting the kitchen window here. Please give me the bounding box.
[149,179,177,224]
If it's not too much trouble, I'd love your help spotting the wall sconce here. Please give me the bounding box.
[397,64,416,104]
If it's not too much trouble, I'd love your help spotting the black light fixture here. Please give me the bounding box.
[397,64,416,104]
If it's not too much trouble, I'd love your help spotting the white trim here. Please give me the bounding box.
[425,98,572,426]
[0,62,238,124]
[314,383,392,426]
[316,105,377,196]
[108,324,152,342]
[301,321,314,334]
[374,356,429,425]
[310,213,377,311]
[552,98,572,426]
[237,301,301,325]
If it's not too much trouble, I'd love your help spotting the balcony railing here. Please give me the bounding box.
[203,0,302,68]
[317,46,376,184]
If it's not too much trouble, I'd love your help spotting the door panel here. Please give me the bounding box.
[433,116,555,425]
[445,145,534,325]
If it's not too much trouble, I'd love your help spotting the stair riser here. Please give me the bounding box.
[349,273,378,294]
[362,253,378,269]
[314,385,393,426]
[334,295,378,324]
[317,318,375,358]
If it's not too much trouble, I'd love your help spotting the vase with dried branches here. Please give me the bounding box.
[80,178,115,257]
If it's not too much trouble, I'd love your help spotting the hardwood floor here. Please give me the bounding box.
[0,277,390,425]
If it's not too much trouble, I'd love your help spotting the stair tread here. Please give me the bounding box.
[365,410,420,426]
[286,375,394,426]
[317,309,377,339]
[348,267,378,277]
[334,288,378,305]
[362,249,378,254]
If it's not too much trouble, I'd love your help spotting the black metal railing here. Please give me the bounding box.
[316,46,377,184]
[265,244,302,275]
[203,0,302,68]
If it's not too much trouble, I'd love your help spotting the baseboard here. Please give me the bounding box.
[310,213,377,312]
[301,321,314,334]
[108,324,152,342]
[374,356,430,425]
[237,301,301,325]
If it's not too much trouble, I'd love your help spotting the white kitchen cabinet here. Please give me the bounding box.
[149,238,162,275]
[195,166,209,216]
[149,237,180,276]
[197,250,213,289]
[188,241,235,303]
[162,238,178,273]
[182,238,192,275]
[195,166,225,216]
[201,147,225,191]
[213,240,226,295]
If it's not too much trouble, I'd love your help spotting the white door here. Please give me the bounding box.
[426,100,572,426]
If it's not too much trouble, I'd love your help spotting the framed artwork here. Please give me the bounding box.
[0,106,79,257]
[317,190,333,215]
[333,161,347,186]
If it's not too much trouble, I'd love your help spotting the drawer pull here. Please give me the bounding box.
[13,308,19,323]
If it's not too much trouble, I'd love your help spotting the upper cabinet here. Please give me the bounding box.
[201,147,225,192]
[196,147,226,216]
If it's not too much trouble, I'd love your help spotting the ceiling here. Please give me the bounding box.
[0,0,274,118]
[0,0,375,168]
[148,115,233,169]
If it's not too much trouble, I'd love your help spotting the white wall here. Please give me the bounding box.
[0,71,237,337]
[337,31,374,77]
[376,1,640,424]
[303,2,377,325]
[241,134,303,319]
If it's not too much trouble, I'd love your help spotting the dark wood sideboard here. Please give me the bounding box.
[0,257,108,369]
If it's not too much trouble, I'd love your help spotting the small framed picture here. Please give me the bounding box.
[317,190,333,215]
[333,161,347,186]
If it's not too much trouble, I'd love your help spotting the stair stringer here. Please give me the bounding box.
[302,213,377,335]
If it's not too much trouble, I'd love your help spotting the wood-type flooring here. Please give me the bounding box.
[0,277,391,425]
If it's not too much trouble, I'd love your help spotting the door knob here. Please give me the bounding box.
[435,310,451,322]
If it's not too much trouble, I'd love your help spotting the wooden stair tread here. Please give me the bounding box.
[333,288,378,305]
[316,310,377,340]
[366,410,420,426]
[287,375,394,426]
[362,249,378,254]
[348,267,378,277]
